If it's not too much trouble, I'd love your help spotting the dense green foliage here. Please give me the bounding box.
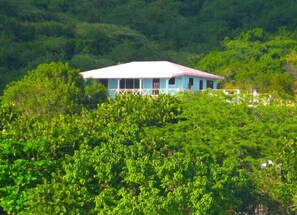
[1,87,297,214]
[1,62,107,117]
[1,1,297,213]
[1,0,297,95]
[191,28,297,97]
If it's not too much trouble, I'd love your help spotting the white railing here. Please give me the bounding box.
[108,88,190,97]
[213,89,273,106]
[108,88,278,106]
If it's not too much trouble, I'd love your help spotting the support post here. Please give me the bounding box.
[116,79,121,94]
[166,78,169,94]
[139,79,143,95]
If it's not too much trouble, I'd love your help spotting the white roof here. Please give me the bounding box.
[80,61,224,80]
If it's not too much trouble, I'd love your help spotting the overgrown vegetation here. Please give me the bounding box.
[191,28,297,97]
[1,63,297,214]
[1,1,297,213]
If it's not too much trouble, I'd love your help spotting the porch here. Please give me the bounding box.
[108,88,191,97]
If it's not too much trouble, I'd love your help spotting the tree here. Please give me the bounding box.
[1,62,107,117]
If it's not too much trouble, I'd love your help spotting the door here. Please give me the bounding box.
[152,79,160,95]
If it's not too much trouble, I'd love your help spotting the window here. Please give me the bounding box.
[100,79,108,87]
[207,80,214,89]
[95,79,108,87]
[126,79,133,89]
[119,79,140,89]
[169,77,175,85]
[135,79,140,88]
[199,80,203,90]
[188,77,194,89]
[189,78,194,86]
[120,79,125,89]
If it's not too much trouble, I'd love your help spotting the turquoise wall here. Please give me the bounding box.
[106,76,218,95]
[143,79,152,89]
[108,79,117,89]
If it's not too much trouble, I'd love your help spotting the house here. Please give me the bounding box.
[80,61,224,97]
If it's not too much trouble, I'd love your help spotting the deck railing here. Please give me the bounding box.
[108,88,277,105]
[209,89,273,105]
[108,88,190,97]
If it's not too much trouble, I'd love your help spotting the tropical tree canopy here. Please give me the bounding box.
[1,62,107,117]
[1,91,297,214]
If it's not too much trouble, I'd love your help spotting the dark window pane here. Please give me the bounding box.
[100,79,108,87]
[94,79,101,84]
[135,79,140,88]
[126,79,133,89]
[188,77,194,89]
[169,77,175,85]
[207,80,214,89]
[199,80,203,90]
[120,79,125,89]
[189,78,194,86]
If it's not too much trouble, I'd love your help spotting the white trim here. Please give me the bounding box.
[166,78,169,94]
[139,79,143,95]
[116,79,120,94]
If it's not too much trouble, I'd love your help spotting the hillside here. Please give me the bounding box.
[1,0,297,95]
[2,2,297,213]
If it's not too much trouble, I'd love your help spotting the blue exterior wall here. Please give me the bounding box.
[193,77,200,90]
[214,81,217,90]
[160,79,167,89]
[168,76,218,91]
[108,79,117,89]
[106,77,217,91]
[144,79,152,89]
[105,76,218,97]
[143,79,152,94]
[182,76,200,90]
[159,76,186,90]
